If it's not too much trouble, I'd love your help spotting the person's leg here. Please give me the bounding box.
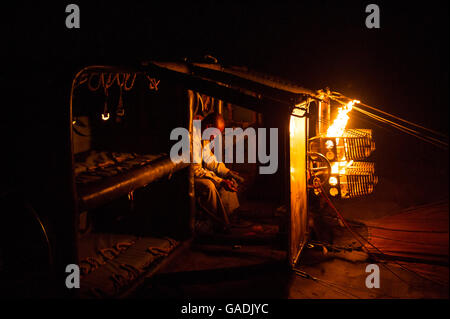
[194,178,230,224]
[218,188,240,216]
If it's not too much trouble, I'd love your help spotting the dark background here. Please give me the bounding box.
[1,1,448,208]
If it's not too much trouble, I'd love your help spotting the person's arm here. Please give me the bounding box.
[192,163,223,186]
[202,140,230,178]
[202,140,244,183]
[192,135,224,187]
[194,139,238,191]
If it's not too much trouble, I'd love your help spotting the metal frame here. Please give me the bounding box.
[56,61,320,296]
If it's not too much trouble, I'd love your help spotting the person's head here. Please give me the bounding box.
[202,112,225,140]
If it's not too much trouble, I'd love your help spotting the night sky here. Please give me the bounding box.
[2,1,449,201]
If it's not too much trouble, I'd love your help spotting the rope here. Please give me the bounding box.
[329,91,447,138]
[145,75,160,91]
[116,73,125,117]
[101,73,110,120]
[98,248,120,261]
[87,72,102,91]
[293,268,361,299]
[353,106,448,149]
[119,263,141,281]
[317,183,447,288]
[359,101,448,139]
[327,93,448,149]
[115,241,135,252]
[123,73,136,91]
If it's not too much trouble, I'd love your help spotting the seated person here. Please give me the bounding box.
[193,112,244,230]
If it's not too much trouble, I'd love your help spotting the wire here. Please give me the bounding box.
[353,106,448,149]
[327,94,448,149]
[295,267,390,298]
[123,73,136,91]
[368,234,449,247]
[365,225,448,234]
[197,93,204,114]
[329,91,447,139]
[293,268,361,299]
[314,186,413,286]
[317,183,447,288]
[352,106,448,149]
[87,73,102,91]
[358,101,448,139]
[26,203,53,269]
[351,112,399,133]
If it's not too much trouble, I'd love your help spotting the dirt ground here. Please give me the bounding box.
[133,200,449,299]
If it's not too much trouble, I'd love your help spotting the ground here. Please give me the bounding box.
[133,200,449,299]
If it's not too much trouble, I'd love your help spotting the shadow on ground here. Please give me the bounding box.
[132,199,449,299]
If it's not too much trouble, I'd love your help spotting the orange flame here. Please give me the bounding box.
[327,99,359,175]
[331,160,354,175]
[326,100,360,138]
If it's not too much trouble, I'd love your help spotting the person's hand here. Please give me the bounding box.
[221,179,238,192]
[227,171,245,184]
[229,178,238,189]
